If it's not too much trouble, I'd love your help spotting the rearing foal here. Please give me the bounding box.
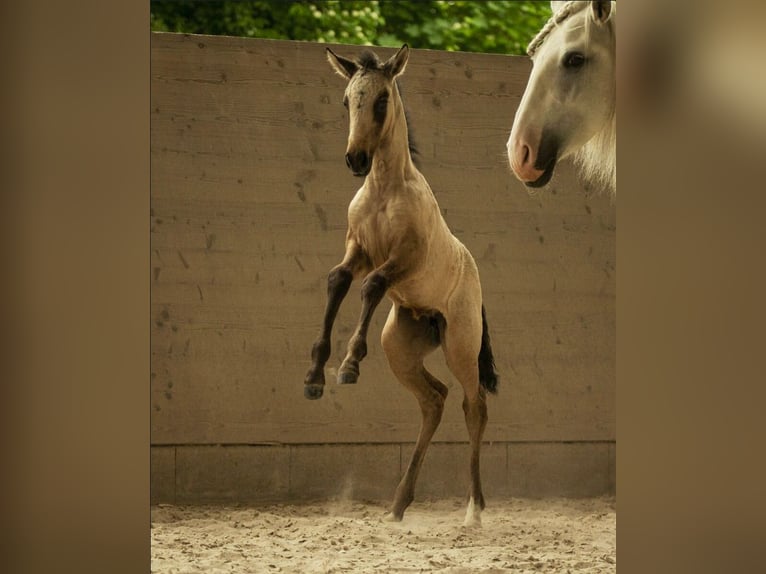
[303,44,498,525]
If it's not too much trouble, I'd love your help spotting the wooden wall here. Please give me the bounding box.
[150,33,615,503]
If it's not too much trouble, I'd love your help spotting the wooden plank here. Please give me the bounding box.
[150,284,613,445]
[151,33,615,447]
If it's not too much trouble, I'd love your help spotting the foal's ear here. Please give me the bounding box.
[326,47,358,79]
[383,44,409,78]
[591,0,614,24]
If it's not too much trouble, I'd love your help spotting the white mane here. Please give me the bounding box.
[578,2,616,195]
[527,1,583,57]
[573,107,616,194]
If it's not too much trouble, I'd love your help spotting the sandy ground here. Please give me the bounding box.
[151,497,615,573]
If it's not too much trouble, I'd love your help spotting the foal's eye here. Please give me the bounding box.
[372,93,389,123]
[343,96,349,109]
[563,52,586,69]
[374,95,388,113]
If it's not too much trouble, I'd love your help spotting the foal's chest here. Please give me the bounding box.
[348,192,415,267]
[353,209,398,266]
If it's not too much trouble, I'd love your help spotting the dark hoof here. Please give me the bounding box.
[337,365,359,385]
[304,383,324,400]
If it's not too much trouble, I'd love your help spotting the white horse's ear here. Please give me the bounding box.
[383,44,409,78]
[550,1,568,14]
[326,47,358,79]
[591,0,614,24]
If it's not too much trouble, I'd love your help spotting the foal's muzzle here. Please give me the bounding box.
[345,150,372,177]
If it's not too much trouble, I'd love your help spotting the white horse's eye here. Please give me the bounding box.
[563,52,586,69]
[343,96,349,109]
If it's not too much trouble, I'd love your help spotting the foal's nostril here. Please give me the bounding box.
[522,144,531,166]
[346,151,371,174]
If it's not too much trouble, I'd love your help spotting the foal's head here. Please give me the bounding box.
[326,44,410,177]
[508,1,616,189]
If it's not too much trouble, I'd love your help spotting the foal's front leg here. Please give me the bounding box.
[304,240,366,400]
[337,256,409,385]
[336,271,387,385]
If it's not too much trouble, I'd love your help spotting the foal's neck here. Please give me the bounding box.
[368,98,417,187]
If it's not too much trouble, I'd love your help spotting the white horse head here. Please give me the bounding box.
[507,1,616,194]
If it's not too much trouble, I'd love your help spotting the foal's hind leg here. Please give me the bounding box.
[380,305,447,522]
[442,299,487,526]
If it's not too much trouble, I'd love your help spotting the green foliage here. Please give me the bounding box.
[150,1,551,56]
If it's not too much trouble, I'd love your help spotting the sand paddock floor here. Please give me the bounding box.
[151,497,615,573]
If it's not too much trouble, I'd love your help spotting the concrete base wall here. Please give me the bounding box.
[151,442,615,505]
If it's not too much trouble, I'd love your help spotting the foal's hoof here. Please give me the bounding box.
[383,511,403,522]
[304,383,325,400]
[337,362,359,385]
[337,370,358,385]
[462,496,483,528]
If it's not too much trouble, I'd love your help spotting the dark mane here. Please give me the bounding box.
[357,50,381,71]
[399,82,420,168]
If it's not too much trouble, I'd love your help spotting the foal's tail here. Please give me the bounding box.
[478,305,499,395]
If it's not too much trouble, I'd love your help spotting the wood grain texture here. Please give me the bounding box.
[151,33,615,446]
